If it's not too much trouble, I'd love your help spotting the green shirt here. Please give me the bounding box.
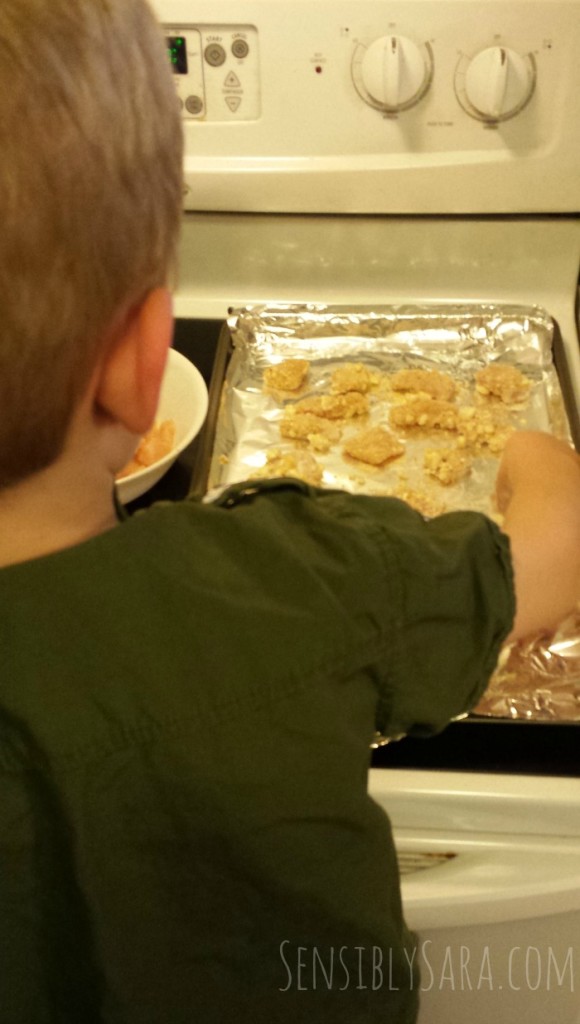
[0,480,514,1023]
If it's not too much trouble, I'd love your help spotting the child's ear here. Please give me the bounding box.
[95,288,173,435]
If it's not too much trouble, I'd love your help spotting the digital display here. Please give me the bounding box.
[167,36,188,75]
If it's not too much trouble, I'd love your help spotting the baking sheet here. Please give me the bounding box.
[201,302,580,726]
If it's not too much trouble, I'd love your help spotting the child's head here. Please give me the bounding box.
[0,0,183,488]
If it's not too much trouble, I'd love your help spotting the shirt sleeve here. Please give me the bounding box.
[214,479,515,741]
[315,486,515,739]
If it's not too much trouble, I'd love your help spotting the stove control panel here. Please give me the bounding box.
[154,0,580,215]
[165,25,260,121]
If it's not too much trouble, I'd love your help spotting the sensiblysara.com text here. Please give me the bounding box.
[278,940,575,993]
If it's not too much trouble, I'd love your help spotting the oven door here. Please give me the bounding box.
[371,768,580,1024]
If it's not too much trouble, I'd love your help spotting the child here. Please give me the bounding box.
[1,2,579,1022]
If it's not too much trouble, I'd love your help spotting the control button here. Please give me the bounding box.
[231,38,249,59]
[225,96,242,112]
[185,95,204,115]
[462,46,535,122]
[204,43,226,67]
[224,71,241,89]
[360,35,431,111]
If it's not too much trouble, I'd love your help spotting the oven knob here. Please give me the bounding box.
[462,46,535,122]
[359,35,432,112]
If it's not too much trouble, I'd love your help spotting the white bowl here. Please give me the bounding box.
[115,348,209,504]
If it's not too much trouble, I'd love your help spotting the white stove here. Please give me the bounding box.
[153,2,580,1020]
[157,0,580,215]
[156,0,580,404]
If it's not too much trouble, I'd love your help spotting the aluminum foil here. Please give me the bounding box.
[475,609,580,722]
[208,302,579,724]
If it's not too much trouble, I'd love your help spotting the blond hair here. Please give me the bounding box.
[0,0,183,486]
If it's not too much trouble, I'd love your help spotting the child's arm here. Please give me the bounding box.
[495,431,580,640]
